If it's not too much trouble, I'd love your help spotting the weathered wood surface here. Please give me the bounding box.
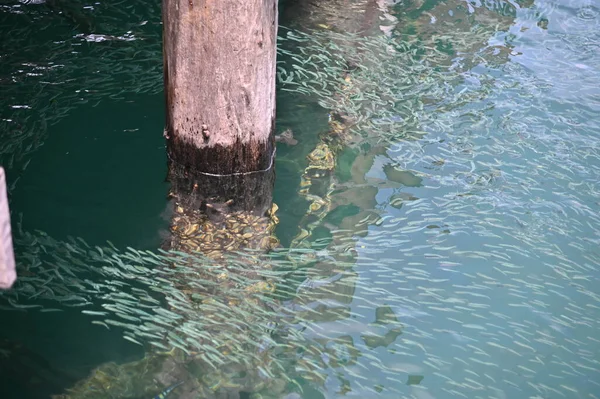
[163,0,278,177]
[163,0,278,215]
[0,167,16,290]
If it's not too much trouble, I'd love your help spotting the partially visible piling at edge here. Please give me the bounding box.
[0,167,16,289]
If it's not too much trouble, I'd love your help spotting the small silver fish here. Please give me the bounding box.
[390,305,431,319]
[275,129,298,145]
[153,381,183,399]
[371,115,405,124]
[297,273,343,291]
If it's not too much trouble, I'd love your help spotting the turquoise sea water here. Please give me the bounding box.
[1,0,599,398]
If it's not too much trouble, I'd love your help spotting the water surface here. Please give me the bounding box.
[1,0,599,398]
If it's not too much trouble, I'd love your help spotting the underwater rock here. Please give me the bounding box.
[382,165,423,187]
[406,375,424,385]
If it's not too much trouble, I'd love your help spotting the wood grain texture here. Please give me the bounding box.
[163,0,278,176]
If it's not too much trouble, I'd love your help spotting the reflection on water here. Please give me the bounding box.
[1,0,600,398]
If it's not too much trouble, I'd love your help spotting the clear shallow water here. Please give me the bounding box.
[1,0,600,398]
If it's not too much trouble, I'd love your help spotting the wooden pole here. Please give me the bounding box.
[163,0,278,216]
[0,167,16,290]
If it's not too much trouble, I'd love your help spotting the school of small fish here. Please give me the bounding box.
[1,0,600,398]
